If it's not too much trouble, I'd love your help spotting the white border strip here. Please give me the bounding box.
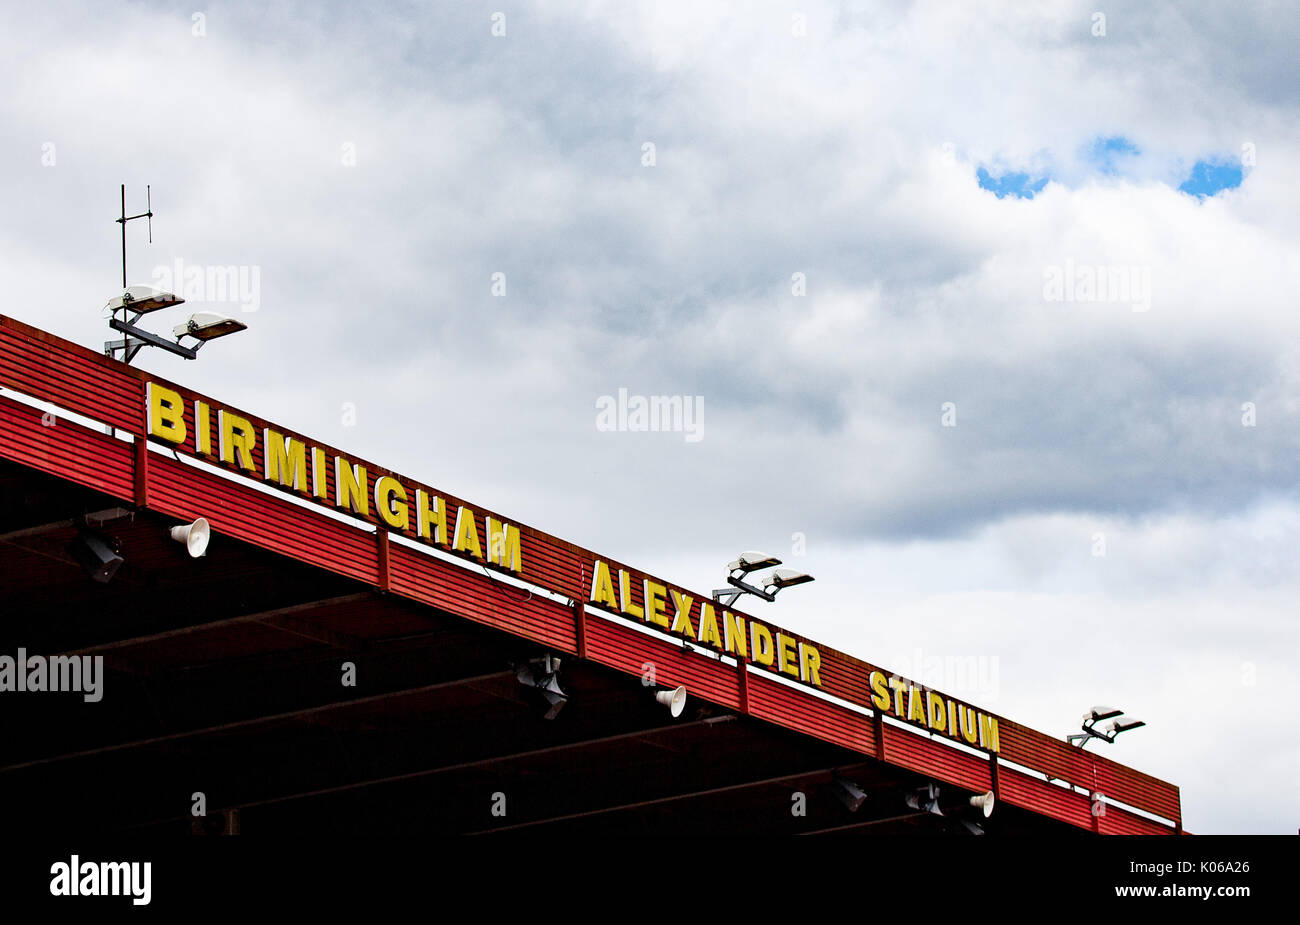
[0,387,1180,827]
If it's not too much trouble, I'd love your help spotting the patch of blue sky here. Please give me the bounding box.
[1178,160,1244,197]
[1087,135,1140,175]
[976,135,1245,200]
[976,166,1050,199]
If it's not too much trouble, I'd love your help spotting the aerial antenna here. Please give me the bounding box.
[102,183,247,365]
[116,183,153,290]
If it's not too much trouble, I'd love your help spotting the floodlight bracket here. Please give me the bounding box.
[712,570,786,604]
[106,318,198,362]
[1067,716,1123,748]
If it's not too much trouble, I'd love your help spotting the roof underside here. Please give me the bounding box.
[0,461,1072,835]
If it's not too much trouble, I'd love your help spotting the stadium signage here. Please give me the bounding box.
[587,558,825,687]
[867,669,1000,752]
[142,379,999,749]
[144,382,523,574]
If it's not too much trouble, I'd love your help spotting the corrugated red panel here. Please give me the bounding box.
[999,720,1095,790]
[747,673,875,756]
[0,315,1186,832]
[816,649,880,714]
[1098,802,1176,835]
[1093,756,1181,825]
[388,543,576,652]
[0,397,134,500]
[999,765,1093,829]
[147,453,377,583]
[0,321,143,433]
[881,723,991,791]
[582,614,742,710]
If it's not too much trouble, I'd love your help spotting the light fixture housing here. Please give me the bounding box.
[67,530,124,583]
[726,551,783,574]
[1084,705,1124,723]
[108,286,185,316]
[831,777,868,812]
[762,568,815,590]
[1105,717,1146,736]
[174,312,248,342]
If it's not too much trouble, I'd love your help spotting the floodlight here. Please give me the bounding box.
[655,685,687,718]
[1105,717,1146,736]
[67,530,123,583]
[1068,705,1147,748]
[762,568,815,590]
[831,777,868,813]
[107,286,185,316]
[713,550,814,606]
[1083,705,1124,724]
[174,312,248,342]
[169,517,210,558]
[726,551,782,574]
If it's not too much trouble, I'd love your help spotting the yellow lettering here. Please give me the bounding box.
[310,447,328,500]
[263,429,308,492]
[723,611,747,658]
[146,382,186,445]
[415,490,448,545]
[978,714,1000,752]
[799,644,822,687]
[907,686,926,723]
[218,410,256,471]
[643,580,669,627]
[750,622,774,667]
[669,590,696,638]
[926,691,947,732]
[888,676,907,715]
[777,633,799,678]
[959,705,979,744]
[869,670,890,711]
[334,457,369,515]
[453,506,483,559]
[589,560,617,608]
[193,400,211,455]
[485,517,521,573]
[618,570,643,619]
[374,476,409,530]
[697,602,722,648]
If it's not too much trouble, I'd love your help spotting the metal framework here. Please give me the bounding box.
[0,315,1183,834]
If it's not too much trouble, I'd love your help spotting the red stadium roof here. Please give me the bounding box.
[0,315,1180,834]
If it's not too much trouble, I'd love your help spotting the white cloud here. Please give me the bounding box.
[1,0,1296,832]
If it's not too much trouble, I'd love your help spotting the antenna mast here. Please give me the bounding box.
[116,183,153,289]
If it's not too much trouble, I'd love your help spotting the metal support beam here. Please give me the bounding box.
[107,318,197,361]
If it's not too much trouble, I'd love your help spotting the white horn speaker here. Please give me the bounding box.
[655,685,687,718]
[170,517,210,558]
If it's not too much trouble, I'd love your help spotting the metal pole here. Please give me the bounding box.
[120,184,126,290]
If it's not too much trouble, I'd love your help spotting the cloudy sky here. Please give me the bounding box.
[2,0,1297,833]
